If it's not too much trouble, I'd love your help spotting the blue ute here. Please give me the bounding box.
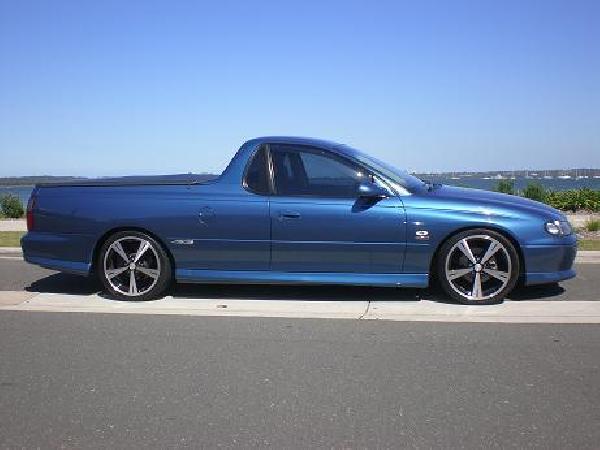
[22,137,577,304]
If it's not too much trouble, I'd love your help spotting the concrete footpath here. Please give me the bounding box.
[1,291,600,323]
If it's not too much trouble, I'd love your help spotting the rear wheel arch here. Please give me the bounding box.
[90,227,175,277]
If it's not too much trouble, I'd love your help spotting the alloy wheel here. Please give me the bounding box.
[444,234,512,302]
[103,236,161,297]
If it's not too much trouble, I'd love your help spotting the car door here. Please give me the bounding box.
[269,144,406,274]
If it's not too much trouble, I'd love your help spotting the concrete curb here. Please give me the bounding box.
[1,292,600,323]
[366,299,600,323]
[0,293,370,320]
[575,251,600,264]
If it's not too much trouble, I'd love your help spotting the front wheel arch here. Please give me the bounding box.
[429,226,525,286]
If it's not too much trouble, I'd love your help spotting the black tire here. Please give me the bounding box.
[97,230,172,301]
[436,229,520,305]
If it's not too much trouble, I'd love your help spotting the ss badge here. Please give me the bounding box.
[415,230,429,240]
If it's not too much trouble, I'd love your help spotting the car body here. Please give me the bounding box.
[22,137,577,304]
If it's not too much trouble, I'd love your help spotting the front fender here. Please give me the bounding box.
[403,206,526,274]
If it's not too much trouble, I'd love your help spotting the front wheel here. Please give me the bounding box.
[437,229,520,305]
[97,231,172,301]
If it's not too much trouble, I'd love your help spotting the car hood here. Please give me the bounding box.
[424,185,564,220]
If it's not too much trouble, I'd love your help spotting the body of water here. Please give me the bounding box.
[1,178,600,207]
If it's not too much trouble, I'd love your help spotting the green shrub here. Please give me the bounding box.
[522,182,546,203]
[585,219,600,232]
[0,194,25,218]
[545,189,600,212]
[495,180,515,195]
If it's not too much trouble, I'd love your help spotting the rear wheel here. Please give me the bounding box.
[97,231,172,301]
[437,229,519,305]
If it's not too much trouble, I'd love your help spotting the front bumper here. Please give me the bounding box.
[522,241,577,286]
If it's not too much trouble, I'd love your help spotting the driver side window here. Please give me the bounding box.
[270,145,369,197]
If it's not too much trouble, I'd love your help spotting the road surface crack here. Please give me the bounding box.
[358,300,371,320]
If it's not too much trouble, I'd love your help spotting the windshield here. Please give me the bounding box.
[343,146,424,192]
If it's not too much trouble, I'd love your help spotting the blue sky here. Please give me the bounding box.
[1,0,599,176]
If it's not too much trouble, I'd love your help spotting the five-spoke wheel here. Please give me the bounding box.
[98,231,172,301]
[437,229,519,305]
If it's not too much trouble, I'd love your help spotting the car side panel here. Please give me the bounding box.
[22,183,271,274]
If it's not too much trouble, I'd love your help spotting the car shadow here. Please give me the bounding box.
[24,273,567,303]
[171,283,422,302]
[507,283,565,301]
[26,273,101,295]
[25,273,424,302]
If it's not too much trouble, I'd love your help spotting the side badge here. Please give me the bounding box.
[415,230,429,240]
[171,239,194,245]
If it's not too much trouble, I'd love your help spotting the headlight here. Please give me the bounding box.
[545,220,572,236]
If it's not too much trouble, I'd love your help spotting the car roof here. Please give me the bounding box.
[246,136,357,157]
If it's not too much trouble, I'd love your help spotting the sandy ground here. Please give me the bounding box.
[0,219,26,231]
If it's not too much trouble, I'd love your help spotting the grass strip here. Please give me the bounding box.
[0,231,24,247]
[578,239,600,251]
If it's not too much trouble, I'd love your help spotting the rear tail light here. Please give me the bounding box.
[26,194,36,231]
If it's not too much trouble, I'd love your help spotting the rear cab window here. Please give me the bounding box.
[243,146,270,195]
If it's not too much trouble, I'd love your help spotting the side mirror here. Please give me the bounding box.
[357,182,388,199]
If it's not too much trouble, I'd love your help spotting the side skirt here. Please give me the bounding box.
[175,269,429,288]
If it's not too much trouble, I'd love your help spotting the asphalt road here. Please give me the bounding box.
[0,312,598,448]
[0,255,598,302]
[1,257,599,448]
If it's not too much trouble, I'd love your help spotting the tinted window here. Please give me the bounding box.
[271,145,368,197]
[244,146,270,194]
